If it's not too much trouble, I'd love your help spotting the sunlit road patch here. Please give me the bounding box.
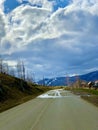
[37,89,78,98]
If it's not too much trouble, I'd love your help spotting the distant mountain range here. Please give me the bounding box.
[38,71,98,86]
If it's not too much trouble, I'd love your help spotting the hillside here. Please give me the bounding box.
[38,71,98,86]
[0,73,51,112]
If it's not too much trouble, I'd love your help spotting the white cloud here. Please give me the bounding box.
[16,0,23,3]
[1,0,98,79]
[6,60,17,66]
[71,0,98,15]
[1,5,51,53]
[0,0,5,10]
[0,10,6,45]
[29,0,53,10]
[17,0,53,11]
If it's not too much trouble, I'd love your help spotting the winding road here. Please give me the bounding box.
[0,89,98,130]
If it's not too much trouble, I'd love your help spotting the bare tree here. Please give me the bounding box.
[75,75,81,88]
[42,76,45,86]
[3,63,9,74]
[16,60,26,80]
[21,61,25,80]
[0,57,3,73]
[17,60,22,78]
[66,74,70,86]
[26,71,33,83]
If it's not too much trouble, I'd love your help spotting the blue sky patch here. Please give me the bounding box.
[4,0,20,13]
[4,0,71,13]
[4,0,29,13]
[49,0,70,11]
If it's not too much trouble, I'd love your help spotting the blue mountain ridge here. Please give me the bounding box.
[38,71,98,86]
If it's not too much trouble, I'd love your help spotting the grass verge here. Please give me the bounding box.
[0,73,53,113]
[0,86,52,113]
[67,88,98,107]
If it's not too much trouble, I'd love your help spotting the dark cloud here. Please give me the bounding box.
[0,14,6,39]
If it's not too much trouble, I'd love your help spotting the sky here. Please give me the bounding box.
[0,0,98,80]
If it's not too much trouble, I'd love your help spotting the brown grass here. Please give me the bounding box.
[0,73,52,113]
[70,88,98,107]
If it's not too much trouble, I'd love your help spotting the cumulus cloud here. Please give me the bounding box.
[28,0,52,10]
[16,0,53,11]
[0,10,6,47]
[1,0,98,79]
[0,0,5,10]
[17,0,23,3]
[1,5,51,53]
[0,15,5,38]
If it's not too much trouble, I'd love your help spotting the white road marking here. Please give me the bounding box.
[37,89,79,98]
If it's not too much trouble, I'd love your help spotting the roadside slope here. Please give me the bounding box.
[0,73,51,112]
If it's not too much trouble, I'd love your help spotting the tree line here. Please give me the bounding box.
[0,57,34,83]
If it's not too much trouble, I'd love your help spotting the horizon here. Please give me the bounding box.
[38,70,98,82]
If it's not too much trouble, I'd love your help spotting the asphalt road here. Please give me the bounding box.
[0,89,98,130]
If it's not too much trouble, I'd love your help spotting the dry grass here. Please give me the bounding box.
[0,86,52,113]
[0,73,52,113]
[82,95,98,107]
[70,88,98,107]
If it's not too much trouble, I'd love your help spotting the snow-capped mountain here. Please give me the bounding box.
[38,71,98,86]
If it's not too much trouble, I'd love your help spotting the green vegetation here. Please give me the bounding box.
[80,88,98,95]
[0,73,52,113]
[70,88,98,95]
[70,88,98,107]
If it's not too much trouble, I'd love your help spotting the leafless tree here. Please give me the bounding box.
[3,63,9,74]
[22,61,25,80]
[66,74,70,86]
[17,60,26,80]
[75,75,81,88]
[26,71,33,83]
[0,57,3,73]
[42,76,45,86]
[17,60,22,78]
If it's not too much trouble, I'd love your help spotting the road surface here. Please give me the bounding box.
[0,89,98,130]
